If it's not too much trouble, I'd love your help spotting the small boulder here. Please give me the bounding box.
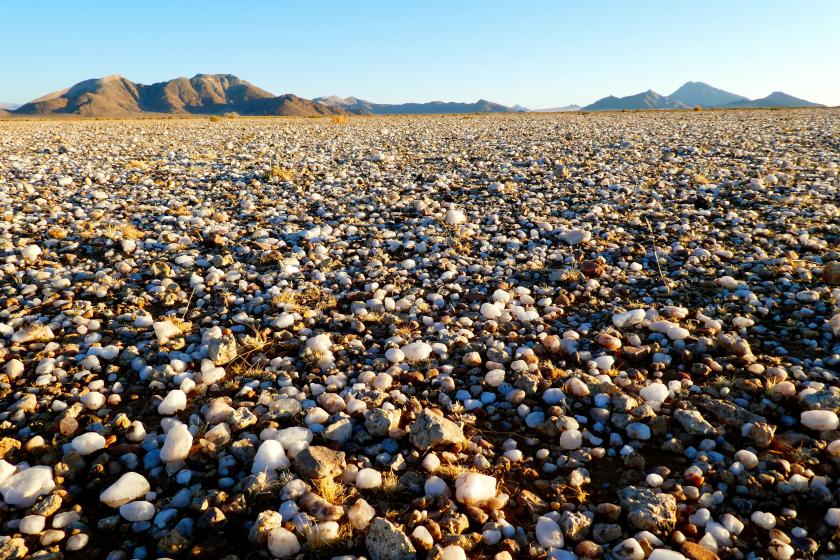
[365,518,416,560]
[409,410,464,449]
[293,445,346,479]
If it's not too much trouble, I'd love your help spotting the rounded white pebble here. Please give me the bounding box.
[160,423,193,462]
[19,514,46,534]
[355,468,383,489]
[751,511,776,530]
[252,439,290,474]
[100,472,151,507]
[158,389,187,415]
[268,527,300,558]
[71,432,107,456]
[440,545,467,560]
[536,515,564,549]
[119,500,155,521]
[801,410,839,431]
[559,429,583,450]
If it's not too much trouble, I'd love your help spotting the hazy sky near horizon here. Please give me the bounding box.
[1,0,838,107]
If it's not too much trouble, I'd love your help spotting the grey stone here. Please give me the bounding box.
[365,518,416,560]
[559,510,594,542]
[674,409,716,436]
[365,408,401,437]
[323,418,353,443]
[618,486,677,533]
[248,509,283,544]
[409,409,465,449]
[207,334,237,365]
[293,445,346,479]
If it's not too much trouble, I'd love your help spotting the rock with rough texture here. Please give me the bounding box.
[248,510,284,544]
[0,537,28,560]
[365,517,416,560]
[409,409,465,449]
[208,334,237,365]
[293,445,346,479]
[618,486,677,533]
[674,409,716,436]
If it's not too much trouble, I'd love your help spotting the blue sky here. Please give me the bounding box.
[1,0,838,107]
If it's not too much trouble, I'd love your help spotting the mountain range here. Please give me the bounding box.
[313,95,517,115]
[11,74,343,117]
[0,75,827,117]
[581,81,823,111]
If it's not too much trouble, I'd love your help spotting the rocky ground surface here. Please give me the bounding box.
[1,110,839,560]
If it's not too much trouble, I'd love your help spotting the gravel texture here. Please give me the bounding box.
[0,110,839,560]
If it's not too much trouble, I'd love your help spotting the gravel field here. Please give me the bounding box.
[1,109,839,560]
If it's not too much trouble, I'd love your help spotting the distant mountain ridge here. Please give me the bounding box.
[668,81,748,107]
[582,81,823,111]
[585,90,687,111]
[12,74,345,117]
[723,91,823,108]
[8,75,522,117]
[313,95,519,115]
[4,76,826,118]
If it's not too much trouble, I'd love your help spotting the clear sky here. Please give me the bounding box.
[1,0,838,107]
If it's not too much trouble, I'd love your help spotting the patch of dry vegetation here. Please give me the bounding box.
[271,286,337,313]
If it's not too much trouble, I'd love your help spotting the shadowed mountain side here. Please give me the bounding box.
[314,96,518,114]
[14,74,344,117]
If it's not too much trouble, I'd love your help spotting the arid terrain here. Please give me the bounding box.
[1,109,839,560]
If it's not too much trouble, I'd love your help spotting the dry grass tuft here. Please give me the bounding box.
[299,518,353,555]
[263,165,296,183]
[312,476,348,505]
[330,115,349,124]
[434,463,473,481]
[208,115,223,122]
[241,324,272,353]
[105,222,145,240]
[379,471,402,495]
[360,311,390,324]
[271,286,337,313]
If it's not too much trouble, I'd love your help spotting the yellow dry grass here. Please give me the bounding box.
[263,165,295,183]
[312,476,348,505]
[271,286,337,313]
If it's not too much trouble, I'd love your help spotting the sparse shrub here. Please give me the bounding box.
[262,165,295,183]
[330,115,349,124]
[694,106,702,112]
[208,115,222,122]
